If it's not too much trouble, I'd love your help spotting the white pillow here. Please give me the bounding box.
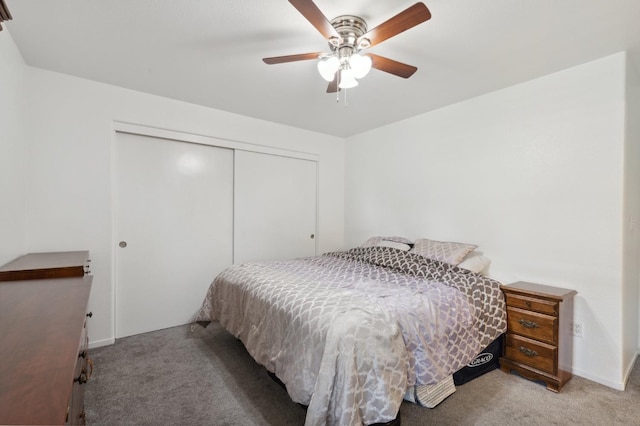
[411,238,477,265]
[361,236,413,248]
[457,251,491,274]
[378,240,412,251]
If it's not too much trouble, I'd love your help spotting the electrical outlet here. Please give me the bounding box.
[570,321,584,337]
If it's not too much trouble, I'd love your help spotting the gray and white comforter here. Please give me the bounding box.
[196,246,507,426]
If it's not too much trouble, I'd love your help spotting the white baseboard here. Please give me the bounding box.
[89,337,115,349]
[571,366,626,391]
[571,352,638,391]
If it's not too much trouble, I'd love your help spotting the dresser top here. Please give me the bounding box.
[0,251,89,272]
[501,281,577,300]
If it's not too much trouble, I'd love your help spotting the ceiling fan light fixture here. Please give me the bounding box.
[264,1,432,95]
[317,56,340,81]
[349,53,372,79]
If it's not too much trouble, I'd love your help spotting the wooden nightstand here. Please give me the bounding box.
[499,281,576,392]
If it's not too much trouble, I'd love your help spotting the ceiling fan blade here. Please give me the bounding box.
[327,73,340,93]
[263,52,323,64]
[359,2,431,48]
[0,0,12,30]
[289,0,340,41]
[368,53,418,78]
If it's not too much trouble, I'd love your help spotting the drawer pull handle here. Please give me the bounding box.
[518,318,539,329]
[79,350,87,359]
[74,359,93,384]
[519,346,539,357]
[87,358,94,380]
[74,371,88,385]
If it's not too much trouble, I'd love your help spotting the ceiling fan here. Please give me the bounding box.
[263,0,431,93]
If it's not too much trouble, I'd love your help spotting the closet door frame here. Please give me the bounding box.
[113,122,319,161]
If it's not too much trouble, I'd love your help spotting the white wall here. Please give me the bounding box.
[345,53,632,389]
[0,29,28,265]
[21,65,344,347]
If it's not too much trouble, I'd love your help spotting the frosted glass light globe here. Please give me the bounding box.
[349,54,372,79]
[317,57,340,82]
[338,69,359,89]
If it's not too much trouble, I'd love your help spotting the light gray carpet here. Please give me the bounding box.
[86,323,639,425]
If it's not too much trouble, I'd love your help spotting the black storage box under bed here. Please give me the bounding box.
[453,334,503,385]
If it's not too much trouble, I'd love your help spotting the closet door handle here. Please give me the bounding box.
[310,234,315,239]
[119,241,127,248]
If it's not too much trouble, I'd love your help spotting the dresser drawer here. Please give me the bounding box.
[505,333,557,374]
[0,251,90,281]
[507,307,557,345]
[505,293,558,316]
[68,325,91,425]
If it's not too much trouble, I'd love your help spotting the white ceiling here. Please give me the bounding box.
[6,0,640,137]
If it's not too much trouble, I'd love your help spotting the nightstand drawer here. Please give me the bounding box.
[505,293,558,316]
[507,307,557,345]
[505,333,557,374]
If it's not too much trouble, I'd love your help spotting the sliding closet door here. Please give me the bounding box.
[115,132,233,338]
[234,150,317,264]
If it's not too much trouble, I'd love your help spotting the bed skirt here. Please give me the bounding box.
[404,375,456,408]
[404,334,504,409]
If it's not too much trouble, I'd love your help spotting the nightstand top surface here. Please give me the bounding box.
[501,281,577,300]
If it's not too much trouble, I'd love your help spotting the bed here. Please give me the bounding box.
[195,237,507,426]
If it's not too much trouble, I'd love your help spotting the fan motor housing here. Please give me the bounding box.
[329,15,369,54]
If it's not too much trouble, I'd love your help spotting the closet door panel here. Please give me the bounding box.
[234,150,317,264]
[115,133,233,338]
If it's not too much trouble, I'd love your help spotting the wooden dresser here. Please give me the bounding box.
[0,252,93,425]
[499,281,576,392]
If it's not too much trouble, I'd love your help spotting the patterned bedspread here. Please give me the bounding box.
[196,247,506,426]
